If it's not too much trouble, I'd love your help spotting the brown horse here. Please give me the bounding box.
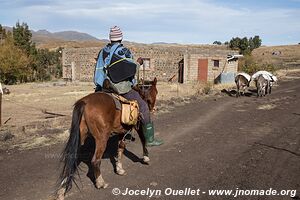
[56,83,158,199]
[135,77,158,112]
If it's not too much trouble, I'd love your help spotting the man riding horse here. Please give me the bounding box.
[94,26,163,147]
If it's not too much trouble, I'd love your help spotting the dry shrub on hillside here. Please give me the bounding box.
[238,54,275,75]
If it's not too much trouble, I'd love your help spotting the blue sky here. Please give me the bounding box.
[0,0,300,45]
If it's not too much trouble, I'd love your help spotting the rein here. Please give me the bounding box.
[122,130,135,144]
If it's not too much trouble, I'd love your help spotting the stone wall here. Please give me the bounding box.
[62,44,238,83]
[62,47,100,82]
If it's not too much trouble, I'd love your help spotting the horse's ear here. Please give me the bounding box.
[153,77,157,85]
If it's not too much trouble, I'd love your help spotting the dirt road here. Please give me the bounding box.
[0,75,299,200]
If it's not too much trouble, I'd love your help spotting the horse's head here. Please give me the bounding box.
[147,77,158,112]
[134,77,158,112]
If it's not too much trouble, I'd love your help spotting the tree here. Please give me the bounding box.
[213,41,222,45]
[239,37,250,55]
[0,33,30,84]
[248,35,262,51]
[13,21,34,55]
[248,37,254,51]
[31,47,63,81]
[0,24,7,44]
[229,36,262,55]
[229,37,241,50]
[0,21,62,83]
[33,49,57,81]
[252,35,262,49]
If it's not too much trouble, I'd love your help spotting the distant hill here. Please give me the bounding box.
[3,26,12,32]
[32,29,99,41]
[151,42,179,45]
[3,26,101,48]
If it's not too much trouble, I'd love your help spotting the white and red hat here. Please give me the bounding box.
[109,26,123,41]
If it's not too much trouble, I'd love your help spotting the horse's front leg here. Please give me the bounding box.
[116,137,127,175]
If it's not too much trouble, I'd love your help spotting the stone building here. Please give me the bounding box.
[183,51,241,84]
[62,44,240,84]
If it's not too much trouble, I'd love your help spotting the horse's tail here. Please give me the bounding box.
[58,100,86,194]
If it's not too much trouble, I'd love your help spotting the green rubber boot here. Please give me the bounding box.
[143,122,163,147]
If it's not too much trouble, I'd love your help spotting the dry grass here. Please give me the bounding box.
[11,130,69,150]
[212,83,236,91]
[252,44,300,69]
[157,82,199,100]
[276,68,300,80]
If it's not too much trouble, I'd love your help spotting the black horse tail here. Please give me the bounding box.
[58,100,86,193]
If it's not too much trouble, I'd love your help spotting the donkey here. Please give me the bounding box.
[252,71,277,95]
[256,74,268,97]
[235,73,251,97]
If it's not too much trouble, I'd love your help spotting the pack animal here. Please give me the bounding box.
[56,81,158,200]
[252,71,277,96]
[235,74,251,97]
[256,74,268,97]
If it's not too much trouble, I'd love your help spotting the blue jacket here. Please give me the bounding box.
[94,43,137,87]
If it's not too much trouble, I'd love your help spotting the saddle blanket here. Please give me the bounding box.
[252,71,277,82]
[237,72,251,82]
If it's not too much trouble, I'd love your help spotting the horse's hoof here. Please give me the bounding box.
[95,175,109,189]
[96,182,109,189]
[143,156,150,163]
[116,169,127,176]
[102,183,109,189]
[56,194,65,200]
[56,188,66,200]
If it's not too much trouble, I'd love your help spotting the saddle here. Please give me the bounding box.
[103,79,139,126]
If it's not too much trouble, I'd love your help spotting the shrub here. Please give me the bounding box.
[239,54,275,75]
[202,82,212,95]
